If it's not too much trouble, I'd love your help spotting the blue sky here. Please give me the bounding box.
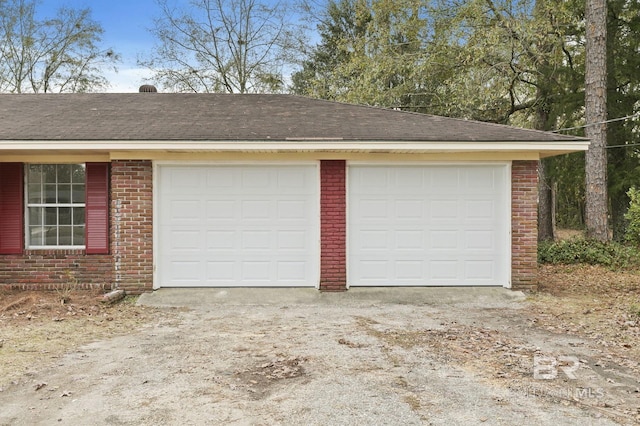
[38,0,311,92]
[39,0,161,92]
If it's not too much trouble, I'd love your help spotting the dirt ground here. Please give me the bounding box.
[1,265,640,425]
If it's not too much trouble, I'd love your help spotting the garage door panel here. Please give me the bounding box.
[431,169,459,189]
[207,230,236,249]
[396,261,423,279]
[241,261,271,280]
[171,261,202,282]
[465,230,494,250]
[395,230,425,250]
[358,260,390,281]
[241,200,271,219]
[277,169,313,190]
[241,230,271,249]
[165,168,202,192]
[356,199,389,218]
[170,200,201,222]
[465,261,494,280]
[395,200,424,218]
[170,230,201,250]
[277,200,308,219]
[277,231,307,249]
[157,165,318,287]
[395,168,427,189]
[465,199,494,216]
[241,169,271,188]
[206,261,235,281]
[430,230,459,249]
[431,199,459,219]
[206,200,236,220]
[466,168,497,189]
[430,260,459,280]
[349,165,509,286]
[206,169,234,187]
[357,230,389,250]
[277,261,307,281]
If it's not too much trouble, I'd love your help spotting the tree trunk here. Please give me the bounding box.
[605,0,632,242]
[533,50,554,241]
[538,160,555,241]
[584,0,609,242]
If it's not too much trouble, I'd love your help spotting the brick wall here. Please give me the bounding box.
[0,162,113,291]
[2,159,540,293]
[0,250,112,290]
[319,160,347,291]
[511,160,539,291]
[111,160,153,294]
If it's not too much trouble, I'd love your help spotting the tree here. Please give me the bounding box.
[292,0,435,111]
[605,0,640,241]
[584,0,608,241]
[292,0,372,99]
[0,0,118,93]
[142,0,302,93]
[296,0,640,240]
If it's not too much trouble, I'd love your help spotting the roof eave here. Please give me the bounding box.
[0,139,591,156]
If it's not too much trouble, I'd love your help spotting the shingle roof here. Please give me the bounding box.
[0,93,583,142]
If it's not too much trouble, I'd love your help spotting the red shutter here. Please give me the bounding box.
[85,162,110,254]
[0,163,24,254]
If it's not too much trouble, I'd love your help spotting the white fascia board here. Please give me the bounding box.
[0,139,591,153]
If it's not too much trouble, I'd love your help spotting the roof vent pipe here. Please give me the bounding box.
[139,85,158,93]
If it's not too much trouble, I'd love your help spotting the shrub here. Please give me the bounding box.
[538,237,640,269]
[625,187,640,245]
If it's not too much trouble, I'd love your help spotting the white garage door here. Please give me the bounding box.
[348,164,509,287]
[156,164,319,287]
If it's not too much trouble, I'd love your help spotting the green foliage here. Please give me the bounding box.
[624,187,640,245]
[545,153,586,229]
[293,0,640,239]
[538,237,640,269]
[292,0,436,111]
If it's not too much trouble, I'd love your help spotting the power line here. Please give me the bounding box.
[606,142,640,149]
[552,112,640,133]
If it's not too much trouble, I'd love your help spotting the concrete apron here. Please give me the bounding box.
[137,287,526,310]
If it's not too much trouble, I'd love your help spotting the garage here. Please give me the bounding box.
[348,164,510,287]
[155,164,319,288]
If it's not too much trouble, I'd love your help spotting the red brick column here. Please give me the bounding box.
[111,160,153,294]
[320,160,347,291]
[511,160,539,291]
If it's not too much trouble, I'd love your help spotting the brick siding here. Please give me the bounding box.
[0,250,112,291]
[511,160,539,291]
[2,159,540,293]
[0,160,154,293]
[319,160,347,291]
[111,160,153,294]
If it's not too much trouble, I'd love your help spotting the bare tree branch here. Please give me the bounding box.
[141,0,301,93]
[0,0,119,93]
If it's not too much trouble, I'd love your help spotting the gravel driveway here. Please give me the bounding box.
[0,288,637,425]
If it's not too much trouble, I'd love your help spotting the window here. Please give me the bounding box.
[26,164,86,248]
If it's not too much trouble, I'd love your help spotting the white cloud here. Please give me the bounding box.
[103,67,156,93]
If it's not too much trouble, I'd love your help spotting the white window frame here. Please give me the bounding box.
[25,164,87,250]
